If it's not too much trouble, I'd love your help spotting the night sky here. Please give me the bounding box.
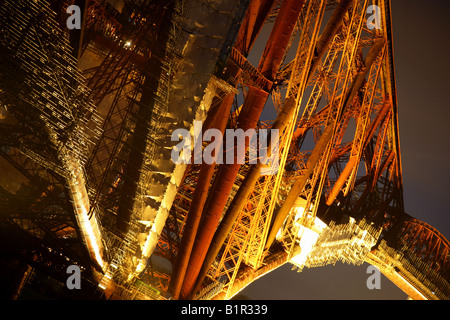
[240,0,450,300]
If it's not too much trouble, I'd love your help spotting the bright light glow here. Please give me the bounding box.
[276,201,310,241]
[394,270,428,300]
[288,200,327,268]
[291,226,320,267]
[66,161,106,272]
[294,206,305,222]
[77,206,105,270]
[125,40,131,47]
[313,217,327,232]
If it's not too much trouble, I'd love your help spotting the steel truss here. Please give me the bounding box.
[0,0,448,300]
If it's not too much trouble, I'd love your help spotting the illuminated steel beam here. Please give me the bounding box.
[179,0,305,299]
[264,122,334,251]
[168,94,234,299]
[169,1,278,298]
[130,0,251,281]
[211,249,288,300]
[0,0,448,301]
[326,40,386,205]
[190,97,297,298]
[234,0,277,56]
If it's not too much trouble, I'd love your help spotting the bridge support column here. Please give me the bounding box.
[190,97,297,298]
[180,0,305,299]
[169,93,234,299]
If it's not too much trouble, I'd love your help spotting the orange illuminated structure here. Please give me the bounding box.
[0,0,448,300]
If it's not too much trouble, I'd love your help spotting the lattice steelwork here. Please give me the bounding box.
[0,0,448,301]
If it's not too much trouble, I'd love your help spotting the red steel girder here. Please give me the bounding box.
[400,218,450,275]
[168,93,235,299]
[179,0,305,299]
[234,0,276,56]
[169,0,275,299]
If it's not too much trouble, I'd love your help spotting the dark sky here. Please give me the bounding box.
[240,0,450,300]
[393,0,450,240]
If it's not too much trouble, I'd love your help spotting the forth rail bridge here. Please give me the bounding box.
[0,0,448,300]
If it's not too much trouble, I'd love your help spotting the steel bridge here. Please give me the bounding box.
[0,0,448,300]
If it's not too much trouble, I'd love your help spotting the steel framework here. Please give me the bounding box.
[0,0,448,300]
